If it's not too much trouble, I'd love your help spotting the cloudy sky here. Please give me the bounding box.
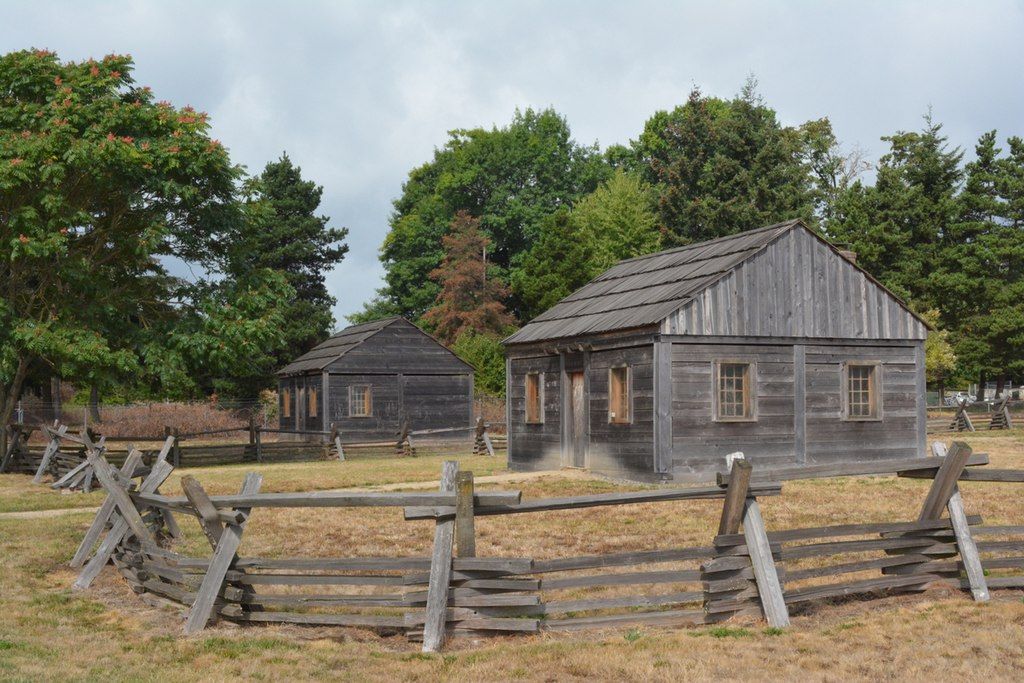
[5,1,1023,324]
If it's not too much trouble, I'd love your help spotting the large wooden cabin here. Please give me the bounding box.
[503,220,930,482]
[277,317,474,441]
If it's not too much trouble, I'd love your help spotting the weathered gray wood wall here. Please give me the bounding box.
[507,355,562,471]
[586,345,656,480]
[326,319,471,375]
[661,228,927,341]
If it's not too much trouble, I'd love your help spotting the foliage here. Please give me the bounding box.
[825,114,964,305]
[921,309,957,385]
[0,50,291,424]
[510,209,599,322]
[573,169,660,271]
[370,108,609,321]
[220,153,348,395]
[632,80,824,245]
[421,212,514,344]
[451,329,509,397]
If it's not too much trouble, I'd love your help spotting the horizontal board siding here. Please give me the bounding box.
[803,344,921,463]
[402,374,472,431]
[587,346,655,479]
[670,342,797,476]
[661,228,927,341]
[329,374,401,441]
[508,356,562,470]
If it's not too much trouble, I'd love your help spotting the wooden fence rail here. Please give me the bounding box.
[67,439,1022,652]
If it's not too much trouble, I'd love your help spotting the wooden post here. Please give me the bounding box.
[254,425,263,463]
[932,443,989,602]
[182,475,226,547]
[718,457,752,536]
[742,497,790,628]
[919,441,972,521]
[422,460,459,652]
[32,424,67,484]
[74,460,173,589]
[184,472,263,635]
[455,471,476,558]
[171,427,182,468]
[70,450,143,568]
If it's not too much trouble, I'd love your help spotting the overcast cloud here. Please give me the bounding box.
[4,1,1023,324]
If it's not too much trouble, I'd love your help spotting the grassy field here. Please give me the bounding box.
[1,433,1024,681]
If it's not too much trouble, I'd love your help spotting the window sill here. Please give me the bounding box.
[713,417,758,423]
[842,416,883,422]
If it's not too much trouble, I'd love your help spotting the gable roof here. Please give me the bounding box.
[277,317,400,375]
[504,220,928,345]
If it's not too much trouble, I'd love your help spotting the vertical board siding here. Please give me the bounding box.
[508,356,562,470]
[661,229,927,340]
[587,345,655,479]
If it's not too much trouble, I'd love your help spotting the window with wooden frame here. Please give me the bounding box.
[282,388,291,418]
[714,361,755,421]
[525,372,544,424]
[609,366,631,424]
[348,385,372,417]
[844,362,881,420]
[308,387,318,418]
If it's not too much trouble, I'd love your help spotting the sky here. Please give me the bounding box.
[4,1,1023,326]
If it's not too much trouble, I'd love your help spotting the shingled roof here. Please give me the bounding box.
[277,317,401,375]
[504,220,806,345]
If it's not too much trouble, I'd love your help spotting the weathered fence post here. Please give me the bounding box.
[456,471,476,557]
[422,460,458,652]
[742,496,790,628]
[332,423,345,461]
[254,425,263,463]
[718,457,751,536]
[931,442,989,601]
[184,472,264,635]
[32,423,67,484]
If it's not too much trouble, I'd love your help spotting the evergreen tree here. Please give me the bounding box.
[825,114,963,305]
[633,81,822,244]
[421,212,514,344]
[221,154,348,395]
[510,209,599,322]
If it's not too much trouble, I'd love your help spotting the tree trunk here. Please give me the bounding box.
[978,370,987,402]
[996,374,1006,398]
[89,385,102,424]
[938,378,945,407]
[0,356,30,460]
[51,376,62,422]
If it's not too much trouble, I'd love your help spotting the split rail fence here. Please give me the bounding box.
[1,418,504,480]
[67,438,1024,652]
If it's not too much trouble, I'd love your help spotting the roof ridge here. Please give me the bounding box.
[607,219,802,267]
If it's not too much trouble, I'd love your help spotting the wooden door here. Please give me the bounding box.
[569,372,586,467]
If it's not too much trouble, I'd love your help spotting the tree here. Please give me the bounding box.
[633,81,822,245]
[921,309,957,401]
[421,212,514,344]
[0,50,237,432]
[573,169,660,271]
[220,153,348,396]
[452,330,508,397]
[510,209,598,322]
[0,50,289,447]
[371,108,609,321]
[825,113,963,305]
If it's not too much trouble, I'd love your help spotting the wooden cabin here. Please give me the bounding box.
[503,220,930,482]
[277,317,474,441]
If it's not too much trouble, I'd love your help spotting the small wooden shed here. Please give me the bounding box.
[503,220,930,482]
[277,317,474,441]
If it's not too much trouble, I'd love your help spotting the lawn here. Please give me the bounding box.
[1,433,1023,681]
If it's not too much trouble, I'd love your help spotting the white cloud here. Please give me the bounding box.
[4,0,1023,323]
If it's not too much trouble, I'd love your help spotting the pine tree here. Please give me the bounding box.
[422,212,514,345]
[222,154,349,395]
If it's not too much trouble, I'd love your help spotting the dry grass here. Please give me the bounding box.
[1,432,1024,680]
